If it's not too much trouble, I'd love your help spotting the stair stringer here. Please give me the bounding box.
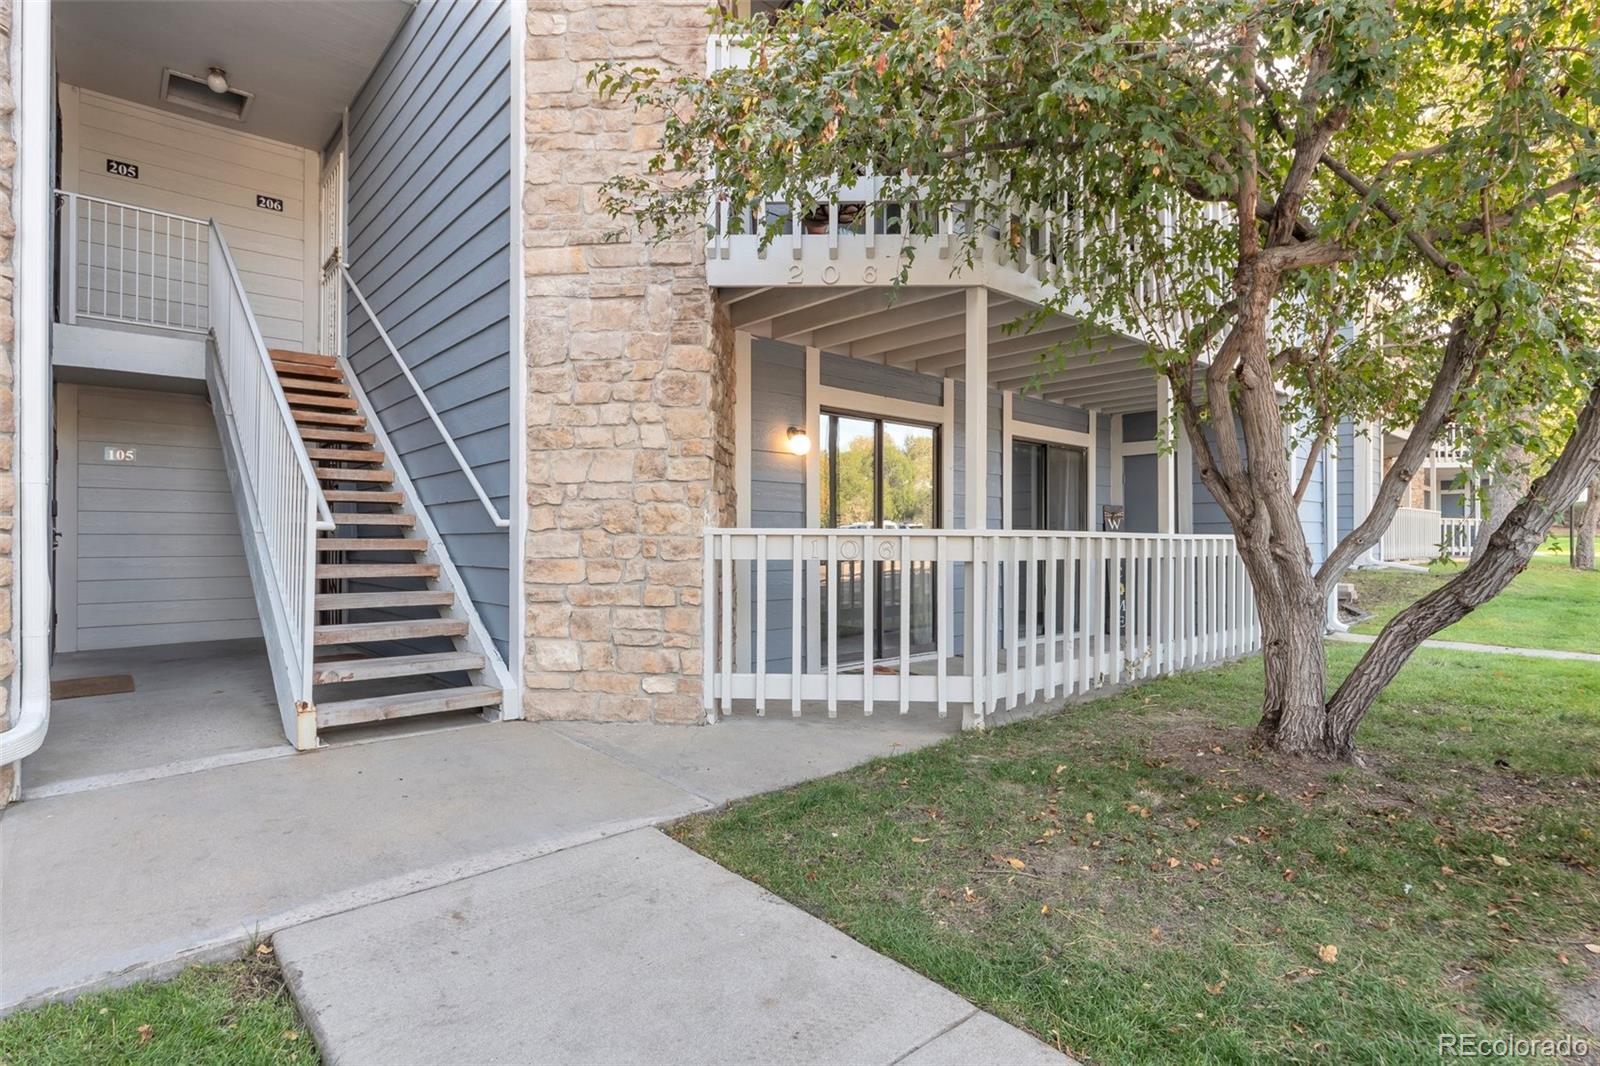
[334,354,518,717]
[205,347,320,750]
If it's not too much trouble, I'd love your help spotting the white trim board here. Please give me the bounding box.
[506,1,529,716]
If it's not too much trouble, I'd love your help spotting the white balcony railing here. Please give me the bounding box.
[702,36,1231,306]
[1430,426,1471,465]
[1380,506,1444,562]
[1441,516,1480,557]
[57,190,209,333]
[703,529,1259,726]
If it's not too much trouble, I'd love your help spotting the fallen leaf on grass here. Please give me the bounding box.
[1584,944,1600,955]
[911,837,930,844]
[1083,811,1096,825]
[1317,944,1339,964]
[137,1025,154,1043]
[1166,857,1181,868]
[256,942,274,956]
[1491,854,1511,868]
[994,855,1026,870]
[1205,979,1227,995]
[1040,903,1051,915]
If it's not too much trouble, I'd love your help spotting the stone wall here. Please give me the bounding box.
[522,1,734,723]
[0,0,18,799]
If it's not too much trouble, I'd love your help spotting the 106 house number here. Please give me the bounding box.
[787,264,880,285]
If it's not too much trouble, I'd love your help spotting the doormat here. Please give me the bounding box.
[51,674,136,700]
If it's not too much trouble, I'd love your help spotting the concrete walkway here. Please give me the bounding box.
[2,710,1073,1062]
[1329,631,1600,662]
[276,829,1068,1065]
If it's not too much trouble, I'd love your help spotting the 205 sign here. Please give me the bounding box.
[255,194,284,212]
[105,158,139,180]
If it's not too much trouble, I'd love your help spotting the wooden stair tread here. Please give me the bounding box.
[272,360,343,381]
[314,618,467,645]
[324,488,402,502]
[316,537,426,552]
[316,562,438,579]
[306,447,386,463]
[269,349,338,368]
[313,651,485,685]
[314,467,394,483]
[315,589,455,610]
[274,377,350,396]
[292,410,367,427]
[284,392,358,410]
[300,428,377,444]
[328,511,414,525]
[316,685,502,729]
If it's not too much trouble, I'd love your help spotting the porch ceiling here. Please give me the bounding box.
[53,1,414,149]
[722,285,1163,415]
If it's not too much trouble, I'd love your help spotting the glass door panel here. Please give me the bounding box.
[820,413,939,665]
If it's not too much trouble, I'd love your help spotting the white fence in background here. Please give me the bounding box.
[1441,516,1481,557]
[1381,507,1444,561]
[703,529,1259,727]
[1430,426,1472,465]
[206,222,333,750]
[57,190,209,332]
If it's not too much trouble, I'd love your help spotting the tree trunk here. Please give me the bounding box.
[1575,473,1598,570]
[1327,379,1600,755]
[1238,540,1330,756]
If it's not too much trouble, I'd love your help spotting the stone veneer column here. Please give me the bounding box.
[0,0,18,798]
[522,1,734,723]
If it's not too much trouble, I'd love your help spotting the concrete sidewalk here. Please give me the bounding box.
[0,710,959,1013]
[275,828,1070,1065]
[1328,631,1600,661]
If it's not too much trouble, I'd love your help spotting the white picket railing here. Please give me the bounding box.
[703,529,1259,726]
[56,190,209,332]
[1441,516,1480,557]
[1380,506,1444,562]
[206,222,334,750]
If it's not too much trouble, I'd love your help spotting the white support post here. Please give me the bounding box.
[734,333,753,673]
[1324,437,1341,629]
[963,289,988,728]
[1156,379,1175,533]
[1175,416,1194,534]
[805,345,822,677]
[1085,409,1098,529]
[1000,390,1013,531]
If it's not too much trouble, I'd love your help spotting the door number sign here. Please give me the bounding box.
[256,194,284,212]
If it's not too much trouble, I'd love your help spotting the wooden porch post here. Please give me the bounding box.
[963,289,988,727]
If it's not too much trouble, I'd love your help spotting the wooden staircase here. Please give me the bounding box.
[271,349,502,732]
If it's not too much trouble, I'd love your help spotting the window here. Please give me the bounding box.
[819,412,939,664]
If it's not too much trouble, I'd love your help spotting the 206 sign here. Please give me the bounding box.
[787,264,880,285]
[256,194,284,212]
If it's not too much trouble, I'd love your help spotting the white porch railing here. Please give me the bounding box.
[1380,506,1444,562]
[703,530,1259,726]
[206,222,333,750]
[56,190,209,332]
[1441,516,1480,557]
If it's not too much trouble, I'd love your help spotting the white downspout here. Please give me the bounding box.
[1,0,55,775]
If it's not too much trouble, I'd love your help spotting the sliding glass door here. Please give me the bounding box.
[819,412,939,665]
[1011,439,1088,634]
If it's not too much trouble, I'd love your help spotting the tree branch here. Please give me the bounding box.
[1314,315,1494,593]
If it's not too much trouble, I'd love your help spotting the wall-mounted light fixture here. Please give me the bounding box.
[786,426,811,456]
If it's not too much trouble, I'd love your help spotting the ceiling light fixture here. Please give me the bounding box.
[205,67,229,94]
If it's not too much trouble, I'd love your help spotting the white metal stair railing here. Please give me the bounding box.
[339,265,510,530]
[56,190,209,333]
[1380,506,1444,562]
[206,222,335,750]
[703,529,1259,727]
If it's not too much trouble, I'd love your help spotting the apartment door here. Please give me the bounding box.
[819,412,939,665]
[1011,439,1088,634]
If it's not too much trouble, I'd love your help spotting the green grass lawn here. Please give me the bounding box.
[674,646,1600,1064]
[1347,550,1600,654]
[0,947,316,1065]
